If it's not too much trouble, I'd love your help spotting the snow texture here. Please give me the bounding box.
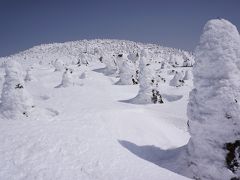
[0,39,194,180]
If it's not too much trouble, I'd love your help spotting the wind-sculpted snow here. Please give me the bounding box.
[0,61,191,180]
[0,39,194,179]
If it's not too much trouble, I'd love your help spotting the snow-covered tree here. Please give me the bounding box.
[132,49,163,104]
[115,54,124,72]
[116,59,138,85]
[102,54,117,75]
[183,59,193,67]
[169,54,177,67]
[186,19,240,180]
[169,71,184,87]
[53,59,64,71]
[0,60,34,119]
[127,52,139,64]
[77,53,89,66]
[24,69,35,82]
[57,68,74,88]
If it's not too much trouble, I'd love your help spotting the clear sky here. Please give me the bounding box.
[0,0,239,57]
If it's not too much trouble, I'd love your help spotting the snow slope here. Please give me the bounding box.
[0,40,192,180]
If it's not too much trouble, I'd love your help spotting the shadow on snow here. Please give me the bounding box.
[118,140,189,178]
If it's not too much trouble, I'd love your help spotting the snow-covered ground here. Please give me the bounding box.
[0,40,193,180]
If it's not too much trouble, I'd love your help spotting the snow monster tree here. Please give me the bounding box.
[0,60,34,119]
[58,68,74,88]
[115,55,138,85]
[131,49,163,104]
[187,19,240,180]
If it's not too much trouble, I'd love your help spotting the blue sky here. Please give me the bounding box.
[0,0,239,56]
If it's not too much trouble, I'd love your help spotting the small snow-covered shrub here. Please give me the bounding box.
[57,68,74,88]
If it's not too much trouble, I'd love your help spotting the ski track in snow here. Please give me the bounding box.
[0,63,191,180]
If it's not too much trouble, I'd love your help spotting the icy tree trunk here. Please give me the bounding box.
[0,61,34,119]
[186,19,240,180]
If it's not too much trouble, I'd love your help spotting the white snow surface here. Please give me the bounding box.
[0,39,193,180]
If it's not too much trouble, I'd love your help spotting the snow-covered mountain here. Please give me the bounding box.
[0,39,194,67]
[0,39,194,180]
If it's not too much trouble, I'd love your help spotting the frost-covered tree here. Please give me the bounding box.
[186,19,240,180]
[24,69,35,82]
[115,54,124,73]
[116,59,137,85]
[169,54,178,67]
[53,59,64,71]
[77,53,89,66]
[132,49,163,104]
[102,54,117,75]
[0,60,34,119]
[57,68,74,88]
[169,71,184,87]
[183,58,193,67]
[127,52,139,64]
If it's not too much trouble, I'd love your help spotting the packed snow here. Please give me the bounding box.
[0,39,193,180]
